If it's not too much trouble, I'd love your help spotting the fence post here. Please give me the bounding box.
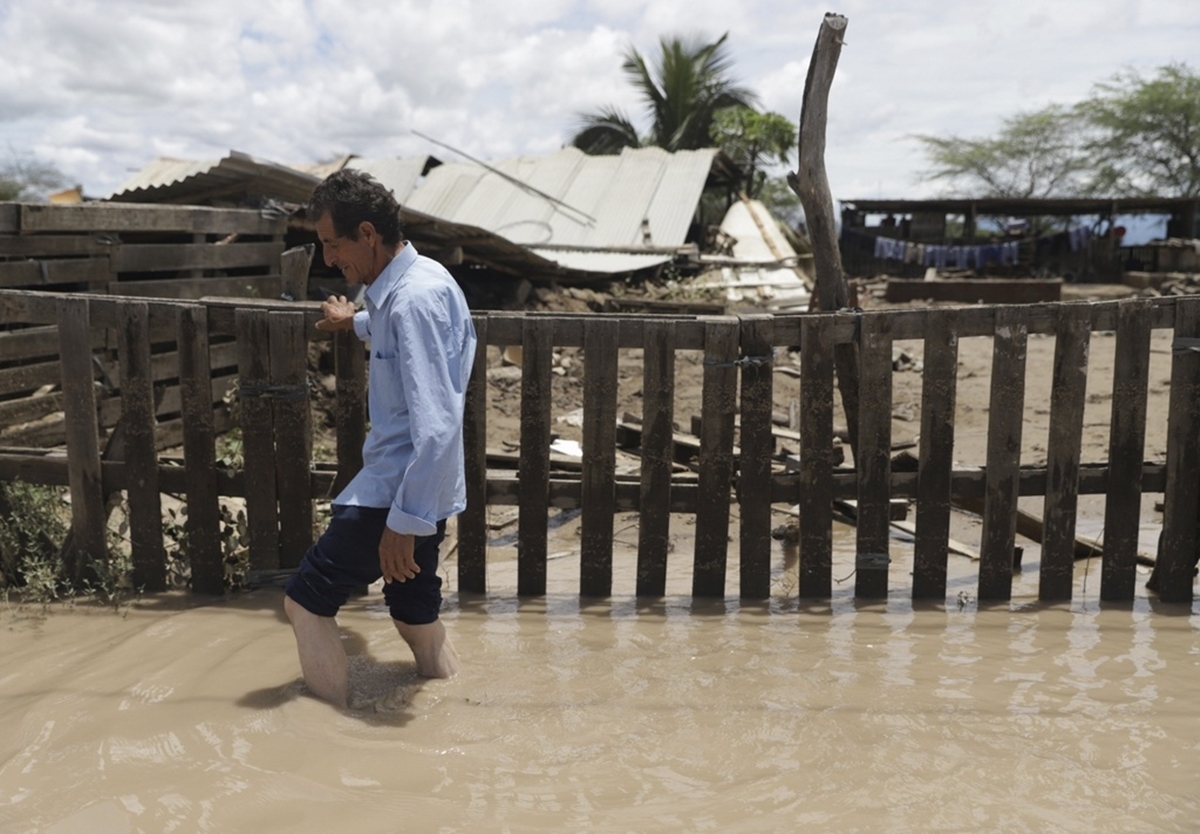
[798,314,835,599]
[580,317,619,597]
[458,314,489,594]
[118,300,166,591]
[737,314,775,600]
[236,308,279,571]
[517,317,553,596]
[178,304,224,594]
[57,296,106,587]
[1156,295,1200,603]
[855,311,894,599]
[636,318,676,597]
[692,317,739,598]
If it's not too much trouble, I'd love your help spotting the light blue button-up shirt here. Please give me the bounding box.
[336,243,476,537]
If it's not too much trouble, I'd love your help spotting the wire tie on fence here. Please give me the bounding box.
[703,348,779,369]
[855,552,891,570]
[1171,337,1200,355]
[238,381,309,401]
[39,261,50,284]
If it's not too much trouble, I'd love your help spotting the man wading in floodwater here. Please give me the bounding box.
[283,169,476,707]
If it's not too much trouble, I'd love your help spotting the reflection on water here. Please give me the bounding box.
[1,550,1198,832]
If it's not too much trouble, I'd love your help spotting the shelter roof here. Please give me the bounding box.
[841,196,1200,217]
[110,151,319,206]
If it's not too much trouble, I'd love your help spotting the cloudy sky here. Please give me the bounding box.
[2,0,1197,201]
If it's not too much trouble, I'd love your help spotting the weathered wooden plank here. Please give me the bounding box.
[1039,304,1091,601]
[912,309,959,600]
[118,301,166,591]
[0,233,112,258]
[458,315,489,594]
[0,204,18,233]
[978,306,1028,601]
[799,315,836,598]
[884,279,1062,305]
[580,318,619,597]
[1154,295,1200,603]
[737,314,775,600]
[517,317,553,596]
[237,309,279,571]
[178,305,223,594]
[111,241,285,273]
[692,317,739,598]
[855,312,893,599]
[56,297,106,585]
[0,357,69,398]
[484,313,709,351]
[110,274,281,301]
[636,319,676,597]
[269,310,312,570]
[0,258,108,289]
[279,244,315,302]
[0,324,107,364]
[18,203,288,236]
[1101,299,1153,601]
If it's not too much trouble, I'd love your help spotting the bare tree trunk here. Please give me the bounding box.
[789,13,860,457]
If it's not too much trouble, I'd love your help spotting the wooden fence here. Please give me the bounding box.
[1,287,1198,605]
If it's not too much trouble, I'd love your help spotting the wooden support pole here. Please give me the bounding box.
[789,12,861,459]
[458,315,489,594]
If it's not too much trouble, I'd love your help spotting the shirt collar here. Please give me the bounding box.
[364,242,418,310]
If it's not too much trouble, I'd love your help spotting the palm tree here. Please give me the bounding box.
[572,33,758,154]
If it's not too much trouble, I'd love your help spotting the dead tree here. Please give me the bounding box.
[788,12,861,457]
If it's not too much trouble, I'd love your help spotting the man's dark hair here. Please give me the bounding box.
[308,169,403,246]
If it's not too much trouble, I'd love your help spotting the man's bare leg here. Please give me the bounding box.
[284,594,348,707]
[393,619,460,678]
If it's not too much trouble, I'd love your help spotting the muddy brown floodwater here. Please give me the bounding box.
[2,520,1198,834]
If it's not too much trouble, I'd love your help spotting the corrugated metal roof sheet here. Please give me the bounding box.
[344,156,432,205]
[405,146,717,272]
[110,151,319,205]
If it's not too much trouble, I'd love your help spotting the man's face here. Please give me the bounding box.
[315,213,377,286]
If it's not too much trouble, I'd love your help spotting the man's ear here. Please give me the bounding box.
[358,220,377,245]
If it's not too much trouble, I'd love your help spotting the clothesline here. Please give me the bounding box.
[847,226,1095,268]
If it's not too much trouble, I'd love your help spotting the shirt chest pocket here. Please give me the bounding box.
[369,353,409,419]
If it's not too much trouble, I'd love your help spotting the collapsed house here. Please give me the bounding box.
[106,147,812,309]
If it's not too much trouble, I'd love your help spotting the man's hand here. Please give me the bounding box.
[380,527,418,584]
[315,295,356,331]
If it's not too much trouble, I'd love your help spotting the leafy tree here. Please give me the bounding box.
[914,105,1088,199]
[709,106,796,199]
[0,150,67,202]
[571,33,758,154]
[1078,62,1200,198]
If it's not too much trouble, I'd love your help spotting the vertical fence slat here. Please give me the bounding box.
[518,318,553,596]
[269,311,312,569]
[332,329,366,497]
[57,296,106,586]
[1038,304,1091,601]
[799,314,835,599]
[855,312,893,599]
[178,304,223,594]
[636,319,675,597]
[1101,300,1153,601]
[913,309,958,600]
[459,315,489,594]
[237,308,279,572]
[737,314,775,600]
[581,318,619,597]
[1155,295,1200,603]
[978,306,1028,602]
[692,317,739,598]
[118,300,165,591]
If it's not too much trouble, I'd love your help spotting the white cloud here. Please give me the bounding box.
[0,0,1196,199]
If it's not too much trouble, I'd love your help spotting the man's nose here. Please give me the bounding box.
[322,247,335,267]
